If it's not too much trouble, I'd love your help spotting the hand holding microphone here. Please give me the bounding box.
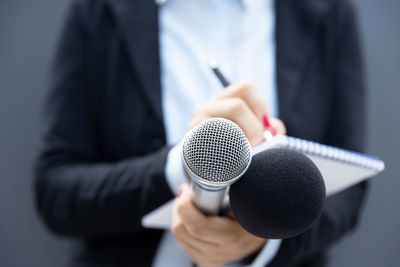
[172,184,266,267]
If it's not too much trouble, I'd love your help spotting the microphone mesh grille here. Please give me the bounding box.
[183,118,251,184]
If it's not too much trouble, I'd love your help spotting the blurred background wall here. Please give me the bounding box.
[0,0,398,266]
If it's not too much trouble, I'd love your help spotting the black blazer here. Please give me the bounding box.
[34,0,368,266]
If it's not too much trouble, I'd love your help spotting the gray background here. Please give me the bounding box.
[0,0,398,266]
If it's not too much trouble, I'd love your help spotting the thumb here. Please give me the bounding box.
[175,184,193,207]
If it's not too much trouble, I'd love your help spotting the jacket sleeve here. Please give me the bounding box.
[269,1,368,266]
[34,1,174,238]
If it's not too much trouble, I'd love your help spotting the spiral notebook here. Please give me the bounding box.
[253,134,385,196]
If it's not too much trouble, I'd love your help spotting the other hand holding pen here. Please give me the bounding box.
[189,81,286,147]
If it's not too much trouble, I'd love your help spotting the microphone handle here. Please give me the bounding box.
[192,182,227,216]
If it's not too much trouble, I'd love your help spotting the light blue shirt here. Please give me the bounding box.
[154,0,281,266]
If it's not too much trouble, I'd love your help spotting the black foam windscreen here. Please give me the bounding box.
[229,148,326,239]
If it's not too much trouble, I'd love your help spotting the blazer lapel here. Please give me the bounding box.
[107,0,163,123]
[275,0,328,123]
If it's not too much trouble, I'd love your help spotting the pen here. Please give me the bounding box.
[207,60,277,137]
[208,60,231,87]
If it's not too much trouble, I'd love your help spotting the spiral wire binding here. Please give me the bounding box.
[283,136,384,171]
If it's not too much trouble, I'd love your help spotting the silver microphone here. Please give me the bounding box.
[182,118,252,215]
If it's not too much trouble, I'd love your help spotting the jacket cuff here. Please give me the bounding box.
[251,239,282,267]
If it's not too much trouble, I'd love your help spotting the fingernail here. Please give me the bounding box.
[262,115,270,128]
[263,115,277,136]
[178,185,184,197]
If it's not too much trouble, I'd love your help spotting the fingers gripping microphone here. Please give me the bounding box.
[182,118,252,215]
[229,148,326,239]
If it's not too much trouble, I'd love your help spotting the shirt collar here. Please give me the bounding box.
[155,0,167,5]
[155,0,256,10]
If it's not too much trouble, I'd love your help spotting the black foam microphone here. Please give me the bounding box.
[229,148,326,239]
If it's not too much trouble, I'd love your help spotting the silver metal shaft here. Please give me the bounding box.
[191,182,227,216]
